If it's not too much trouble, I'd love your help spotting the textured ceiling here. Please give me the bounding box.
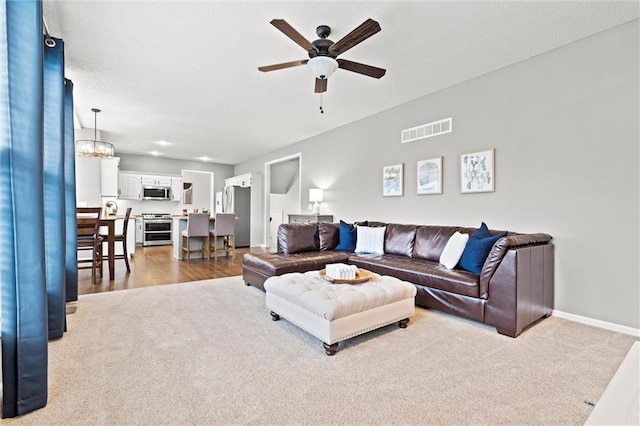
[43,1,638,165]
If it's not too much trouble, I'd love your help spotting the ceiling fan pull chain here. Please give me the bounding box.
[319,93,324,114]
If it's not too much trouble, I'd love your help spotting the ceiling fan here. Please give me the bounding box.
[258,18,386,93]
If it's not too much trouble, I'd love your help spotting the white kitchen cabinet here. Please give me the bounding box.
[140,175,157,187]
[171,177,182,202]
[225,173,252,188]
[135,217,143,245]
[156,177,172,187]
[75,156,101,206]
[119,172,142,200]
[100,157,120,197]
[140,175,173,187]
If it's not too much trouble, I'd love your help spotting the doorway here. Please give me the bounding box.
[181,170,214,214]
[264,154,301,250]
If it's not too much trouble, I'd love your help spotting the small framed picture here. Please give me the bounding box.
[460,149,495,193]
[417,157,443,195]
[382,163,404,197]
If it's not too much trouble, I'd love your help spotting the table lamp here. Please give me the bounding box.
[309,188,323,215]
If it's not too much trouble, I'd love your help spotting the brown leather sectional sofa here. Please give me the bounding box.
[243,222,554,337]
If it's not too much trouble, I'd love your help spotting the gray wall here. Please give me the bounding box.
[118,153,234,193]
[235,20,639,329]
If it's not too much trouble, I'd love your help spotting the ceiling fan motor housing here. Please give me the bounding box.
[310,38,336,58]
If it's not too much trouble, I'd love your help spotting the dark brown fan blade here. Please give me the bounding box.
[329,18,381,56]
[258,59,308,72]
[314,78,327,93]
[337,59,386,78]
[270,19,319,54]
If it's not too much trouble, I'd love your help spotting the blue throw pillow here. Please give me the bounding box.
[335,220,368,251]
[458,231,507,274]
[470,222,492,240]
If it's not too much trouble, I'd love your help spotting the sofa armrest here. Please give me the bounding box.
[484,244,554,337]
[479,233,552,297]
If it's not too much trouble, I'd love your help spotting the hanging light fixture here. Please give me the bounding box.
[76,108,115,158]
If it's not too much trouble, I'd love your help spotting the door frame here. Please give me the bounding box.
[181,169,214,214]
[263,153,301,248]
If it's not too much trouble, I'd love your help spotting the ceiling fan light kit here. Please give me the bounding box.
[259,18,385,96]
[307,56,338,79]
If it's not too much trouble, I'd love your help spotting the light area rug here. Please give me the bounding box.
[6,276,637,425]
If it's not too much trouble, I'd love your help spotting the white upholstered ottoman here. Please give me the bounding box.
[264,270,417,355]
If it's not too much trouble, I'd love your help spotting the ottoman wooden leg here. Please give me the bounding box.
[323,342,338,356]
[398,318,409,328]
[270,311,280,321]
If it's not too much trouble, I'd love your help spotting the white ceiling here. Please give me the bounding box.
[43,1,638,165]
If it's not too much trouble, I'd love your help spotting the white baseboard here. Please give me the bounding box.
[553,310,640,337]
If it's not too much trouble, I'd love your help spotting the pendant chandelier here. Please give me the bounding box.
[76,108,115,158]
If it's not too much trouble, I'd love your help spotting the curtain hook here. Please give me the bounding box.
[43,17,56,47]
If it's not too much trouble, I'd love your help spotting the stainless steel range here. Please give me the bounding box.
[142,213,172,246]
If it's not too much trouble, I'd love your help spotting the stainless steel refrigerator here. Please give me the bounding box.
[222,186,251,247]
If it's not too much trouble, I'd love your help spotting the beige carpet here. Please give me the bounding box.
[6,276,637,425]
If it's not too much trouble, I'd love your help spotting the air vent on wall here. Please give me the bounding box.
[401,117,452,143]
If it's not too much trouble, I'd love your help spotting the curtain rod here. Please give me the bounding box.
[43,16,56,47]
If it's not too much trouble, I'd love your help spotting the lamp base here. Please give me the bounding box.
[311,202,320,215]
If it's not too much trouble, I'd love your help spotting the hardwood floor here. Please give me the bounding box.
[78,245,267,295]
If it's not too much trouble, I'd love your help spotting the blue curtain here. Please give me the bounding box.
[43,36,66,338]
[2,0,74,418]
[1,0,49,418]
[64,78,78,302]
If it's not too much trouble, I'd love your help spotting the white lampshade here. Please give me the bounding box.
[309,188,323,202]
[309,188,323,215]
[307,56,338,79]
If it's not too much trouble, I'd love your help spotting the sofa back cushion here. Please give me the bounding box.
[384,223,417,257]
[413,226,461,262]
[277,223,319,254]
[318,222,340,251]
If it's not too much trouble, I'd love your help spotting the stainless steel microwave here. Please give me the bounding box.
[142,186,171,200]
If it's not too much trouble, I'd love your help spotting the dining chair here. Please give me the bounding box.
[210,212,236,260]
[77,207,103,284]
[181,213,210,261]
[100,207,132,273]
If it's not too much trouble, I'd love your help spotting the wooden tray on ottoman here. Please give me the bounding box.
[319,268,372,284]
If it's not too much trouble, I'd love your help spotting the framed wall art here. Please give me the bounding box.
[460,148,495,193]
[417,157,443,195]
[382,163,404,197]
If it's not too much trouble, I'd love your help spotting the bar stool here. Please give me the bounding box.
[100,207,132,273]
[210,212,236,260]
[181,213,210,261]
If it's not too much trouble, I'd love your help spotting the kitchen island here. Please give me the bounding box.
[172,215,227,260]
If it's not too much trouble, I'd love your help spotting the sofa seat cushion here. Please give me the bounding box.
[348,253,480,298]
[243,251,350,276]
